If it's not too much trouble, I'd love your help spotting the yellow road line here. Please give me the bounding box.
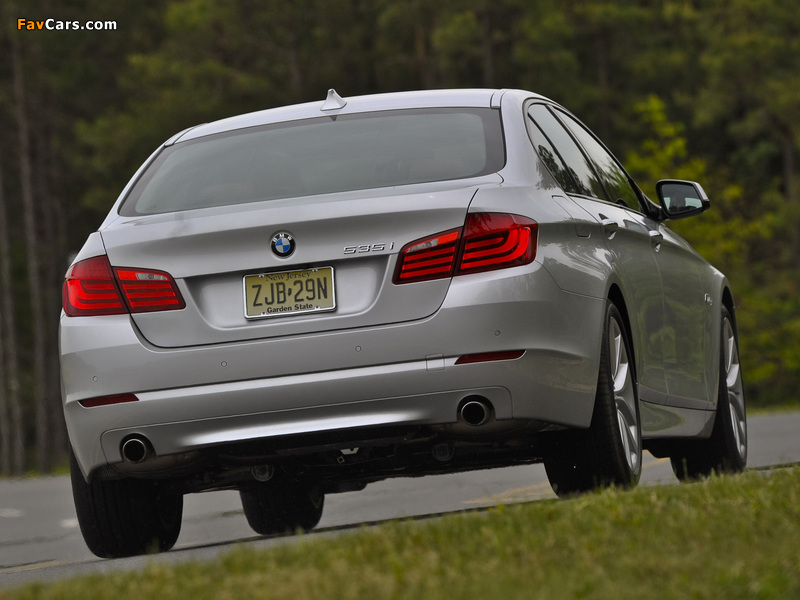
[463,456,670,505]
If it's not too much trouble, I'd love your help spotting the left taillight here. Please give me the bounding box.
[63,255,185,317]
[63,256,126,316]
[394,213,537,284]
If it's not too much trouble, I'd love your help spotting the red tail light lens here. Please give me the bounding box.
[63,256,185,317]
[459,214,537,275]
[63,256,126,316]
[114,267,186,313]
[394,228,461,283]
[394,213,537,284]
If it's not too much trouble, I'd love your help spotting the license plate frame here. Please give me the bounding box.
[243,266,336,319]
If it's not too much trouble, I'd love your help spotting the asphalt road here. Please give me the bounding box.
[2,411,798,590]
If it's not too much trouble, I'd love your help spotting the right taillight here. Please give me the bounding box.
[393,213,537,284]
[458,213,537,275]
[63,255,185,317]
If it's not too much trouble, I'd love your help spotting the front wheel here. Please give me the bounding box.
[544,302,642,496]
[70,449,183,558]
[671,306,747,480]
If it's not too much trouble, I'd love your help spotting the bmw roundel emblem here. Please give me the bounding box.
[271,232,295,257]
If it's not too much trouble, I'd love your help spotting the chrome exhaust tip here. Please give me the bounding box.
[121,436,150,464]
[459,398,493,427]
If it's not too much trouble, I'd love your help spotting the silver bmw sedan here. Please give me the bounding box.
[60,88,747,558]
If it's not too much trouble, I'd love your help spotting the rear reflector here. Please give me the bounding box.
[394,213,537,284]
[455,350,525,365]
[63,255,185,317]
[79,393,139,408]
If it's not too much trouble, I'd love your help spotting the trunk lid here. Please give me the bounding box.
[100,179,497,347]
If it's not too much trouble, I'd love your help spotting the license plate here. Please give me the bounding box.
[243,266,335,319]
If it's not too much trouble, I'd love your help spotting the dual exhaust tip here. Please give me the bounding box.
[121,436,151,464]
[459,397,493,427]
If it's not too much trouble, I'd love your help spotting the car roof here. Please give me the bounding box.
[170,88,545,145]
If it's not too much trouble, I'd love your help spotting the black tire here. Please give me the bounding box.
[544,302,642,496]
[240,482,324,535]
[671,305,747,481]
[70,448,183,558]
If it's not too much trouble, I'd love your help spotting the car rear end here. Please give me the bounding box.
[61,89,603,492]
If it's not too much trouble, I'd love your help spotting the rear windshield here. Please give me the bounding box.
[119,107,506,215]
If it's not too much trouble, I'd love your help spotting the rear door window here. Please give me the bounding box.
[554,109,642,212]
[526,104,607,200]
[525,111,576,192]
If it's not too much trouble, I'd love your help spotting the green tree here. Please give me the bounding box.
[696,0,800,257]
[0,0,171,472]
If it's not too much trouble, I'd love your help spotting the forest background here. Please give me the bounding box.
[1,0,798,475]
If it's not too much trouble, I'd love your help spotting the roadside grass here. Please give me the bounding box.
[5,468,799,600]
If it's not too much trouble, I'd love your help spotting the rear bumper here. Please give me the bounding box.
[61,264,605,478]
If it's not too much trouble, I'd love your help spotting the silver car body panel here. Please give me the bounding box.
[62,88,728,480]
[62,256,606,476]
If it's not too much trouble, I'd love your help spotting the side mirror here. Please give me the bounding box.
[656,180,710,220]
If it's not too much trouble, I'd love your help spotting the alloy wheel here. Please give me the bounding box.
[610,317,640,476]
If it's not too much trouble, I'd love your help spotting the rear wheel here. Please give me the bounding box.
[544,302,642,496]
[240,482,324,535]
[70,449,183,558]
[671,306,747,480]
